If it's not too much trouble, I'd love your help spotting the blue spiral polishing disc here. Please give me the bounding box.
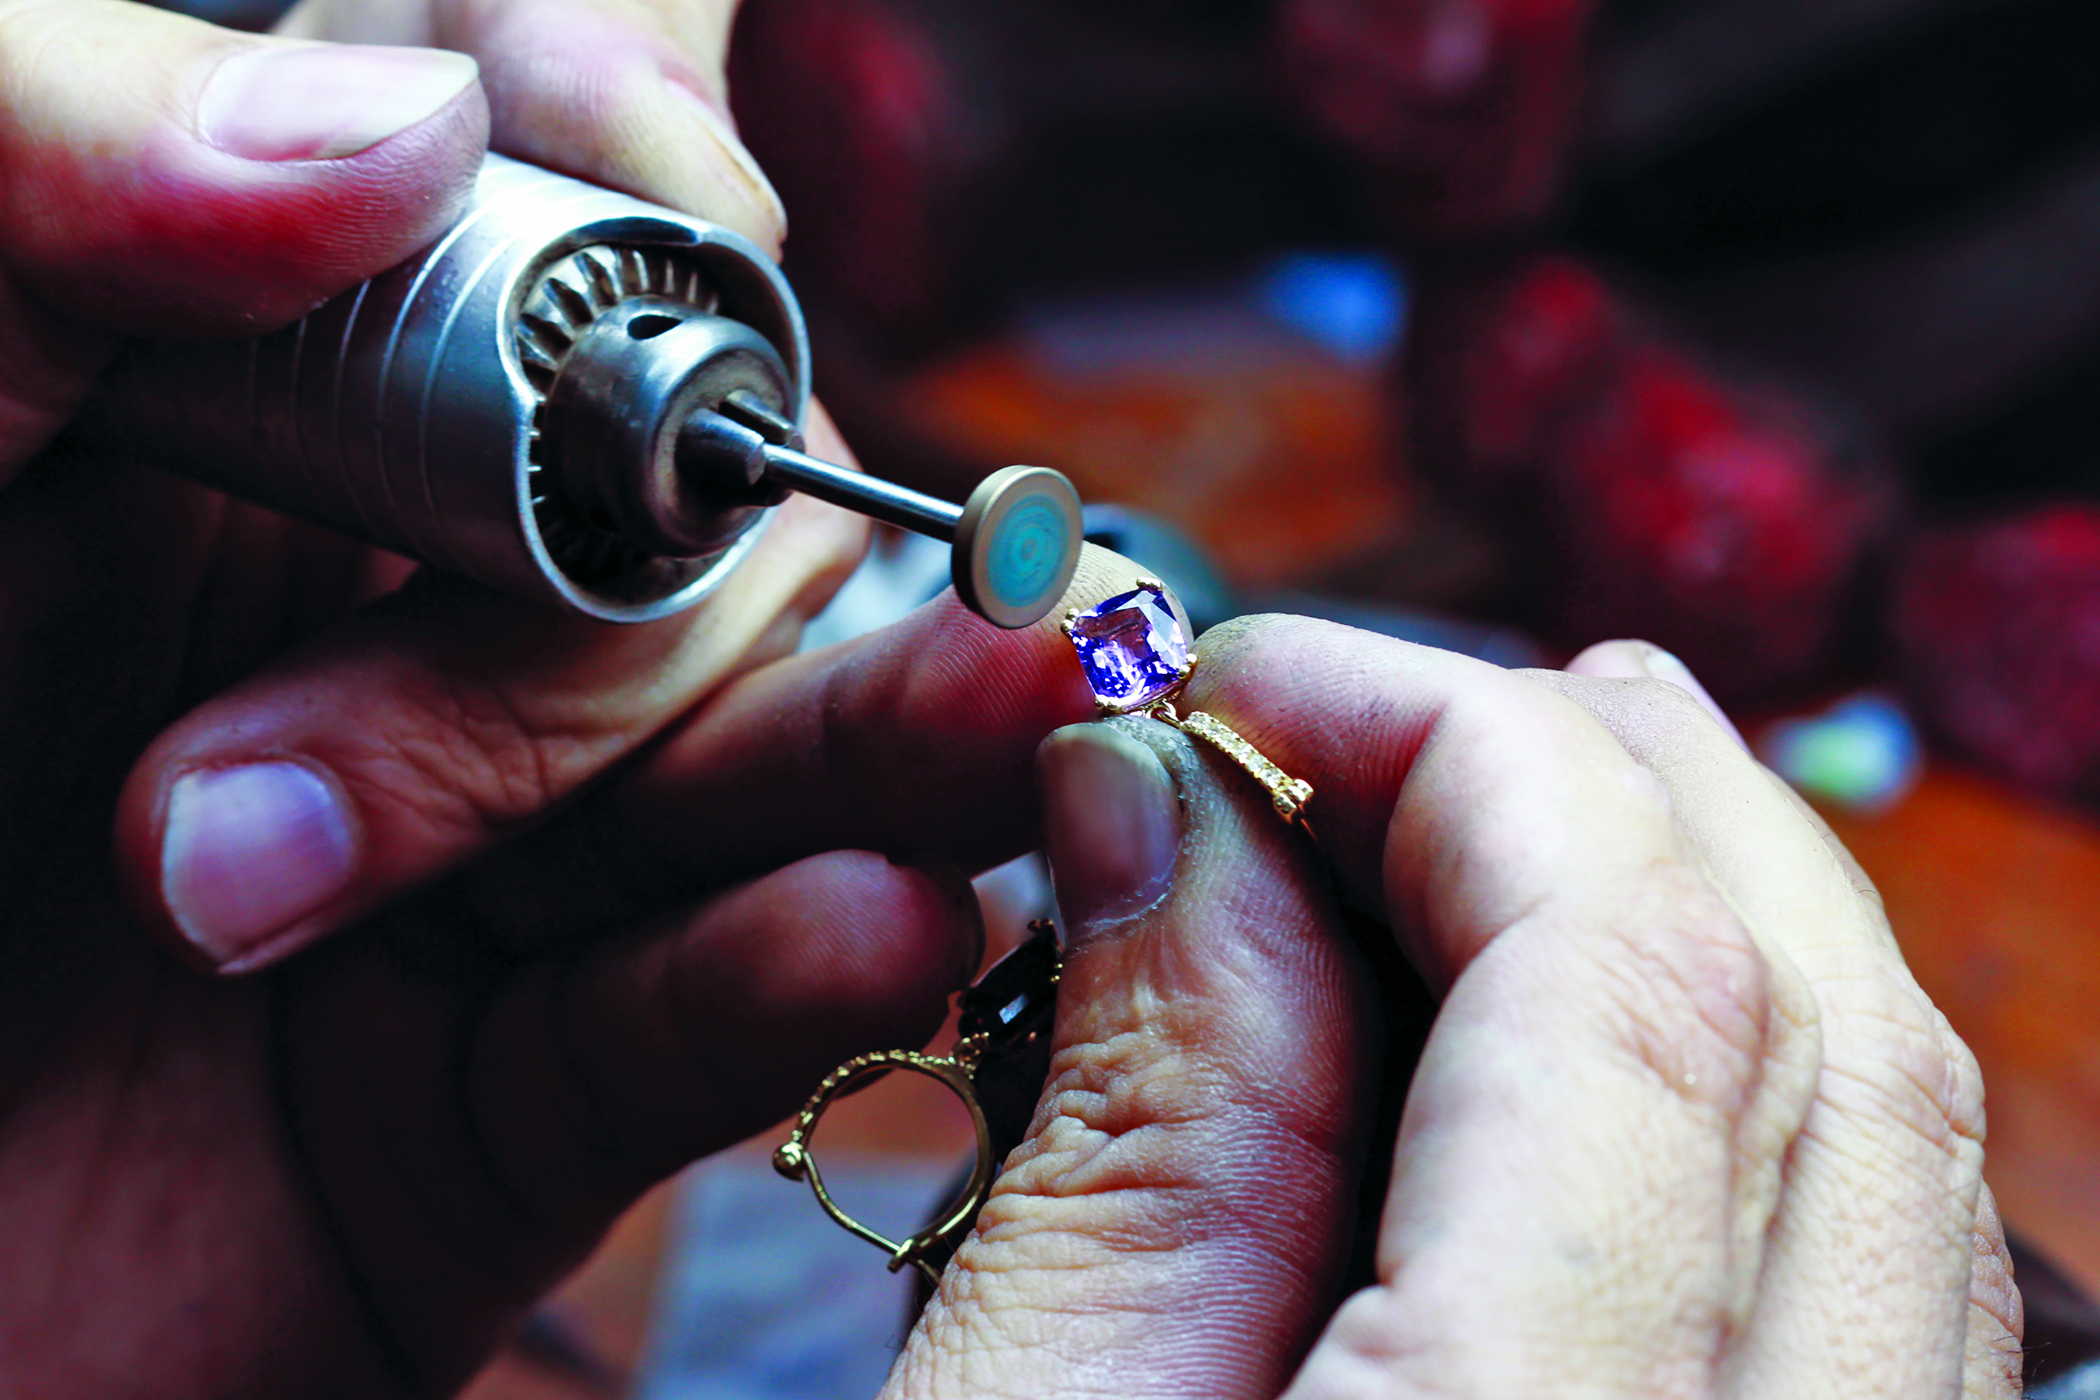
[953,466,1084,629]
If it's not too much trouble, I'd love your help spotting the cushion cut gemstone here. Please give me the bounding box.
[1070,585,1190,709]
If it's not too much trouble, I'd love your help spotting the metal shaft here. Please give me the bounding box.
[759,444,965,540]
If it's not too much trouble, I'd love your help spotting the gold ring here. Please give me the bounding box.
[772,1047,996,1287]
[1063,577,1313,824]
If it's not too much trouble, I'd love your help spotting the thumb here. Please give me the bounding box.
[0,1,487,341]
[886,719,1376,1400]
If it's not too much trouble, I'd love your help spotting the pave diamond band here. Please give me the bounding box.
[1173,709,1315,823]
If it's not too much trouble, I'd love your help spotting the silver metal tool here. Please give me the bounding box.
[82,154,1082,628]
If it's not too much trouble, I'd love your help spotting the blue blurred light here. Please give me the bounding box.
[1257,252,1410,365]
[1758,691,1924,815]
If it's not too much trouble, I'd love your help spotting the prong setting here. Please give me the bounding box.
[1063,580,1311,827]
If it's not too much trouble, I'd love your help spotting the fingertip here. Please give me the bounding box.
[1038,708,1354,1055]
[894,852,990,989]
[757,850,985,1018]
[113,62,489,335]
[455,4,784,255]
[653,851,987,1058]
[662,77,788,256]
[1566,639,1747,749]
[1177,613,1434,916]
[120,753,365,974]
[1037,720,1184,942]
[195,45,479,164]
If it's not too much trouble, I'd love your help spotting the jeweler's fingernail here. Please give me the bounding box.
[161,763,358,969]
[1642,646,1749,750]
[199,44,480,162]
[1039,724,1183,938]
[665,80,788,256]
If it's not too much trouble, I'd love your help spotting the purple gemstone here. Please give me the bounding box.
[1070,585,1190,709]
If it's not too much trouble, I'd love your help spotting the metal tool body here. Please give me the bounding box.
[84,154,1081,628]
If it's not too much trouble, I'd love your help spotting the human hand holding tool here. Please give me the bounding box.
[0,0,1075,1392]
[33,0,1079,978]
[0,1,2014,1392]
[0,0,872,979]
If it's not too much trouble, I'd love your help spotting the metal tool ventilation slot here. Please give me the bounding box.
[515,245,723,592]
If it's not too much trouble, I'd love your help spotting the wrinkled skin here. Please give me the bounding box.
[886,626,2022,1399]
[0,2,987,1394]
[0,2,2021,1397]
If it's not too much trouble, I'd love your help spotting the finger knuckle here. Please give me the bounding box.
[1604,673,1723,747]
[1935,1012,1989,1146]
[969,1024,1343,1265]
[1547,864,1787,1122]
[335,667,611,846]
[1818,968,1986,1172]
[1623,672,1713,722]
[1966,1228,2023,1398]
[985,1030,1217,1241]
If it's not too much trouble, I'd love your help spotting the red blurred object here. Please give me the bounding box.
[1546,349,1896,707]
[1893,505,2100,806]
[1271,0,1592,240]
[730,0,976,348]
[1412,254,1618,496]
[1413,256,1900,707]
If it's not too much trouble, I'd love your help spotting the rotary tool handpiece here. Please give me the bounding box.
[80,154,1082,630]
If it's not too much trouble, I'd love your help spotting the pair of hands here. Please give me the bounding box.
[0,0,2014,1395]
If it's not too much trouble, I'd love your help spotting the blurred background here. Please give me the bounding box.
[167,0,2100,1392]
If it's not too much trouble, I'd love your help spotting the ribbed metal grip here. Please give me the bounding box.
[84,154,810,623]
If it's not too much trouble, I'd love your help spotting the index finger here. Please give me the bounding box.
[447,575,1632,951]
[281,0,783,252]
[442,546,1124,946]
